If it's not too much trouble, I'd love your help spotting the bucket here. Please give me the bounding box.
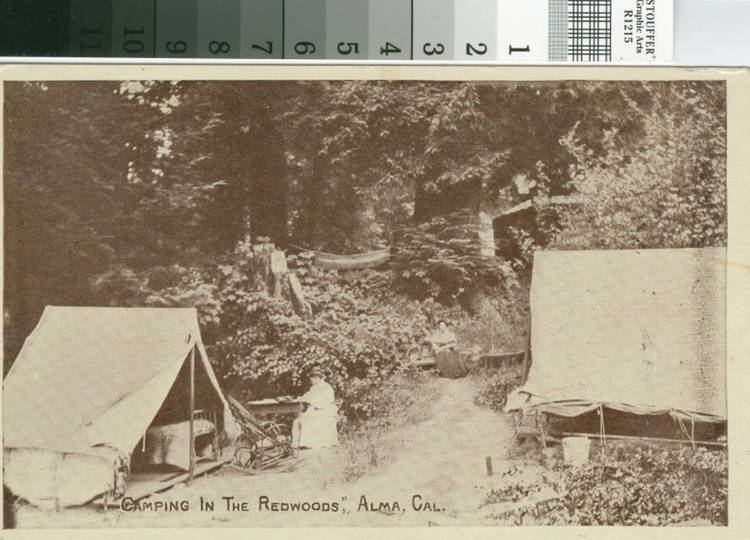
[562,437,591,466]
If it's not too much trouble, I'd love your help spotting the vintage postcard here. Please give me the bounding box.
[1,65,748,539]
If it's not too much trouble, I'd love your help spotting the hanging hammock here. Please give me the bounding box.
[313,248,391,270]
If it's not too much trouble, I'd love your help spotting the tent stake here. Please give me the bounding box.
[188,346,196,484]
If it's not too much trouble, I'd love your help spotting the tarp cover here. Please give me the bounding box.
[505,248,726,422]
[3,307,234,506]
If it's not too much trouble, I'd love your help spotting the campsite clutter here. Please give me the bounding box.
[227,396,298,473]
[2,245,727,523]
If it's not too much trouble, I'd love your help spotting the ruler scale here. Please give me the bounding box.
[155,0,197,58]
[1,0,675,62]
[112,0,155,59]
[454,0,498,61]
[285,0,326,60]
[240,0,283,59]
[326,0,368,60]
[68,0,112,57]
[413,0,454,61]
[368,0,412,61]
[197,0,240,59]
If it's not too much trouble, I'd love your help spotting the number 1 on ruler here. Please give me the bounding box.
[496,0,547,61]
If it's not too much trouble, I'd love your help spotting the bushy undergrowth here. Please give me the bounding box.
[487,444,728,526]
[473,364,526,412]
[95,238,524,424]
[336,370,440,482]
[210,245,434,422]
[391,211,517,306]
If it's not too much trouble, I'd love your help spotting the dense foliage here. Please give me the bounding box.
[474,364,527,412]
[391,211,516,305]
[553,82,726,250]
[209,244,433,421]
[4,80,726,379]
[338,371,441,481]
[487,445,728,526]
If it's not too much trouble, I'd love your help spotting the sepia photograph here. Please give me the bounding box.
[1,71,732,529]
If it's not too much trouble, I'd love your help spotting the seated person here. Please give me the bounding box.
[429,319,457,353]
[291,367,339,450]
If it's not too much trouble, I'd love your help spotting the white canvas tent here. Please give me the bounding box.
[506,248,726,426]
[3,307,238,508]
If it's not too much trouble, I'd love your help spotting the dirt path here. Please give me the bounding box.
[15,376,521,528]
[342,376,517,525]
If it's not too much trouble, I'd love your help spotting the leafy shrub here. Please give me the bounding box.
[474,364,526,412]
[553,83,726,251]
[90,263,223,338]
[390,211,517,306]
[488,444,727,526]
[210,244,432,422]
[484,482,542,505]
[91,241,433,423]
[337,371,440,482]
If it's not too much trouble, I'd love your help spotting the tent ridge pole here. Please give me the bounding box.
[188,345,196,484]
[522,315,531,380]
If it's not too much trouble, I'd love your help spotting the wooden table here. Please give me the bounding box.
[244,398,305,416]
[478,351,525,369]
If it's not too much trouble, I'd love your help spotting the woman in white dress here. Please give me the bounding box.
[291,367,339,450]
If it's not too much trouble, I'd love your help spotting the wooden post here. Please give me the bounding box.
[536,411,547,448]
[599,405,607,460]
[485,456,493,476]
[522,316,531,379]
[212,409,220,460]
[188,346,196,484]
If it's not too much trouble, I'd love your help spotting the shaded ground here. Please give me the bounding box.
[15,376,546,528]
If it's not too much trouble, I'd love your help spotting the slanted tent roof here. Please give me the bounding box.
[3,306,230,457]
[506,248,726,423]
